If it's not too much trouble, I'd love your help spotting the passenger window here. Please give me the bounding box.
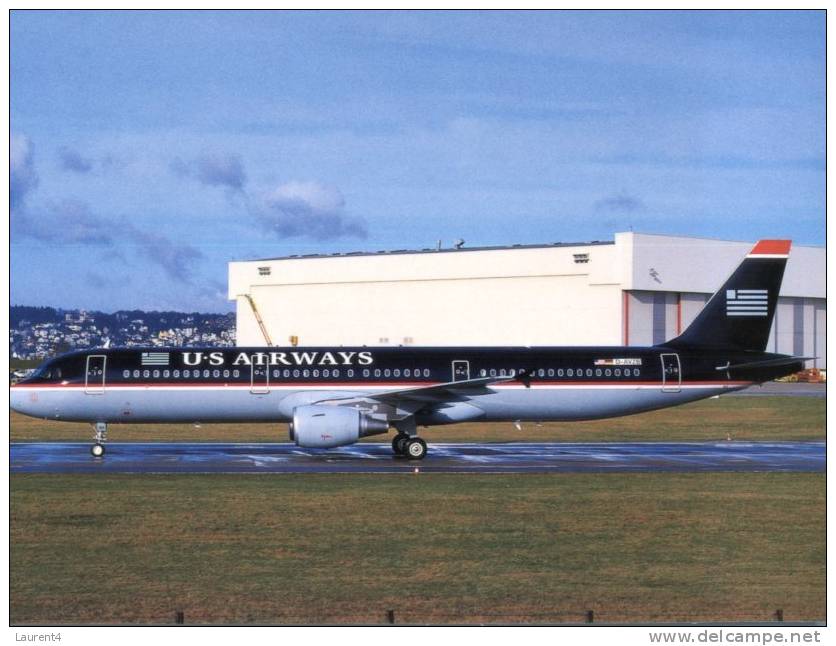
[272,369,279,378]
[293,370,300,378]
[586,369,593,377]
[133,370,140,378]
[123,370,130,378]
[303,369,310,378]
[374,369,381,378]
[595,369,602,377]
[423,369,430,378]
[335,369,342,378]
[213,370,220,378]
[567,369,574,377]
[163,370,170,378]
[490,369,496,377]
[223,370,230,378]
[605,369,611,377]
[313,369,319,378]
[143,370,150,378]
[173,369,180,378]
[203,369,210,378]
[153,370,160,378]
[384,369,391,377]
[363,369,370,378]
[548,369,555,377]
[184,369,190,378]
[323,369,329,378]
[394,369,400,377]
[233,369,240,378]
[614,368,621,377]
[634,368,641,377]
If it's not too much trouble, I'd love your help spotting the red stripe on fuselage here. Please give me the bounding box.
[11,380,754,389]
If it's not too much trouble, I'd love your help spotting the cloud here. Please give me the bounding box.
[125,226,204,283]
[85,272,132,289]
[171,152,247,192]
[255,181,368,240]
[594,192,645,213]
[14,198,203,282]
[11,133,38,211]
[168,153,364,241]
[14,199,114,245]
[58,146,94,173]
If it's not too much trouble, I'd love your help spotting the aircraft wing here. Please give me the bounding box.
[368,374,517,404]
[311,374,517,411]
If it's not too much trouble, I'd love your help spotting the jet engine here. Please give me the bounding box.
[288,404,389,448]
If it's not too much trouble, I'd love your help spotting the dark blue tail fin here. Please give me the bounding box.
[665,240,790,352]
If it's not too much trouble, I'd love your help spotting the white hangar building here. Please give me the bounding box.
[228,232,826,369]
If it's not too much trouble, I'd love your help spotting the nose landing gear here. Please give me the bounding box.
[91,421,107,458]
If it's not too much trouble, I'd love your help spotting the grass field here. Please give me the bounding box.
[9,395,825,443]
[10,472,825,625]
[10,395,825,625]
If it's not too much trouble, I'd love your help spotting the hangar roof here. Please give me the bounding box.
[250,240,614,263]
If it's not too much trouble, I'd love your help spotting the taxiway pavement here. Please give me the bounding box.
[10,441,824,474]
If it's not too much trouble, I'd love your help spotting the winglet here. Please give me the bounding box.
[747,240,791,258]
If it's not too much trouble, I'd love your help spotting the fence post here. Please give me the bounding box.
[175,610,184,625]
[387,609,395,624]
[775,609,783,622]
[586,610,594,623]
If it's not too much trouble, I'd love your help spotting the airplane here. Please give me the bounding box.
[10,240,806,460]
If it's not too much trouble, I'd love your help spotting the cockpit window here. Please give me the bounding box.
[31,364,61,380]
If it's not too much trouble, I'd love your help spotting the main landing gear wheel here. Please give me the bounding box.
[91,443,106,458]
[392,433,410,456]
[405,437,427,460]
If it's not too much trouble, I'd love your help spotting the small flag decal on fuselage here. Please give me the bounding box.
[594,358,642,366]
[141,352,170,366]
[726,289,768,317]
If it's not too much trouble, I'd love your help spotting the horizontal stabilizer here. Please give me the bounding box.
[715,356,813,372]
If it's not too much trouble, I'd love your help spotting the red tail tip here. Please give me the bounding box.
[750,240,791,256]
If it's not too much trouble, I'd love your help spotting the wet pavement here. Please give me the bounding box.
[10,441,825,474]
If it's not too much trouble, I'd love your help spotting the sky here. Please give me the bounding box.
[10,10,825,312]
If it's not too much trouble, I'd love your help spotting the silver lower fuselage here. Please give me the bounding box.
[10,381,752,426]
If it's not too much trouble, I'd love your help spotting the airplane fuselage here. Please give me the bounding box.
[10,345,798,426]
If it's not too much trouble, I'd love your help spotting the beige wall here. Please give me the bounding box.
[230,243,625,347]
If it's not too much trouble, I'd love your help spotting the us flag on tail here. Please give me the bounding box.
[725,289,768,317]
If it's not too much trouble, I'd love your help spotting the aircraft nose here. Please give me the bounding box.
[10,387,39,418]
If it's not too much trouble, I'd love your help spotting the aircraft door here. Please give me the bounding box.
[660,353,681,393]
[85,355,106,394]
[250,363,270,394]
[452,360,470,382]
